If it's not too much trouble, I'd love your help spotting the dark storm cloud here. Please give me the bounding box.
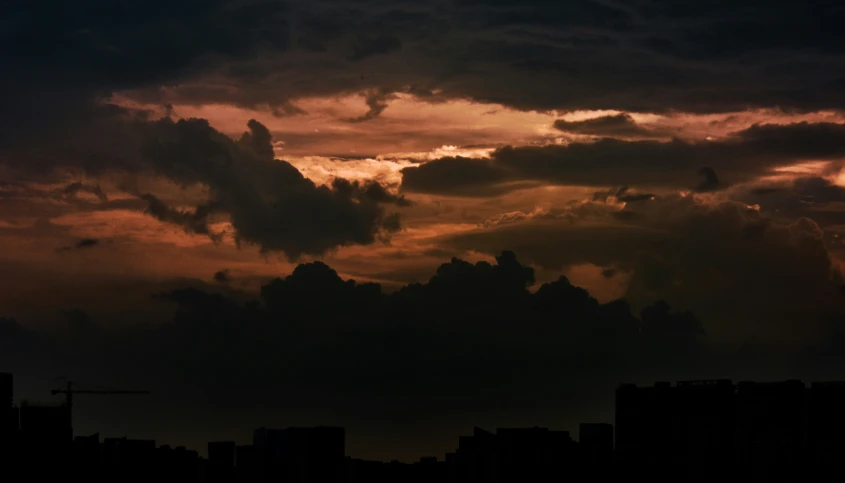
[0,252,716,451]
[346,88,398,123]
[63,183,109,203]
[441,195,845,345]
[57,238,101,252]
[553,114,662,138]
[0,107,409,258]
[592,186,655,203]
[131,118,406,258]
[76,238,99,249]
[63,0,845,115]
[5,250,845,458]
[4,105,407,257]
[401,122,845,195]
[3,0,845,143]
[695,167,721,193]
[213,269,232,284]
[727,176,845,229]
[140,193,220,240]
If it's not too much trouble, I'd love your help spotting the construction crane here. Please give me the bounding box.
[50,379,150,431]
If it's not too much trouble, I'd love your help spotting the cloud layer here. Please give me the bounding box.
[0,253,728,459]
[402,122,845,195]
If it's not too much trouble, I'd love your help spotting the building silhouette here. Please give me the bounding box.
[735,380,806,482]
[254,426,345,483]
[674,379,736,482]
[615,381,680,480]
[208,441,236,483]
[807,381,845,478]
[579,422,613,478]
[0,373,17,470]
[5,371,845,482]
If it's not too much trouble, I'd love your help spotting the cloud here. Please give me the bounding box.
[57,238,101,252]
[136,118,408,258]
[440,194,845,346]
[592,186,656,203]
[695,167,721,193]
[3,0,845,167]
[346,88,401,123]
[139,193,220,241]
[725,175,845,229]
[63,183,109,203]
[213,269,231,284]
[553,114,663,138]
[61,0,845,116]
[5,249,845,459]
[401,122,845,196]
[76,238,99,249]
[1,251,716,457]
[5,112,407,259]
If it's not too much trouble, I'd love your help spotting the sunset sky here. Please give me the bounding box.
[3,0,845,461]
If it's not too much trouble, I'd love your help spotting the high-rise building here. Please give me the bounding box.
[453,427,497,483]
[579,423,613,469]
[208,441,236,468]
[495,427,575,483]
[615,380,737,481]
[254,426,345,483]
[0,373,11,410]
[449,426,577,483]
[18,402,71,444]
[17,402,72,477]
[208,441,236,483]
[806,381,845,477]
[735,380,805,482]
[0,373,14,442]
[674,380,736,482]
[0,373,16,473]
[235,445,260,483]
[615,381,680,479]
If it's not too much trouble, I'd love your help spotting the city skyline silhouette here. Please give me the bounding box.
[4,372,845,482]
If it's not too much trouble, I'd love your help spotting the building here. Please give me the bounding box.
[452,427,498,483]
[236,444,260,483]
[0,373,11,410]
[17,402,72,477]
[18,402,72,445]
[0,373,15,441]
[158,445,202,483]
[579,423,613,474]
[254,426,345,483]
[806,382,845,478]
[448,426,577,483]
[735,380,805,482]
[674,380,736,482]
[103,436,157,483]
[72,433,101,476]
[495,427,575,483]
[615,381,679,479]
[615,380,737,481]
[0,372,17,469]
[207,441,236,483]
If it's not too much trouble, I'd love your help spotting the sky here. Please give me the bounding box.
[3,0,845,462]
